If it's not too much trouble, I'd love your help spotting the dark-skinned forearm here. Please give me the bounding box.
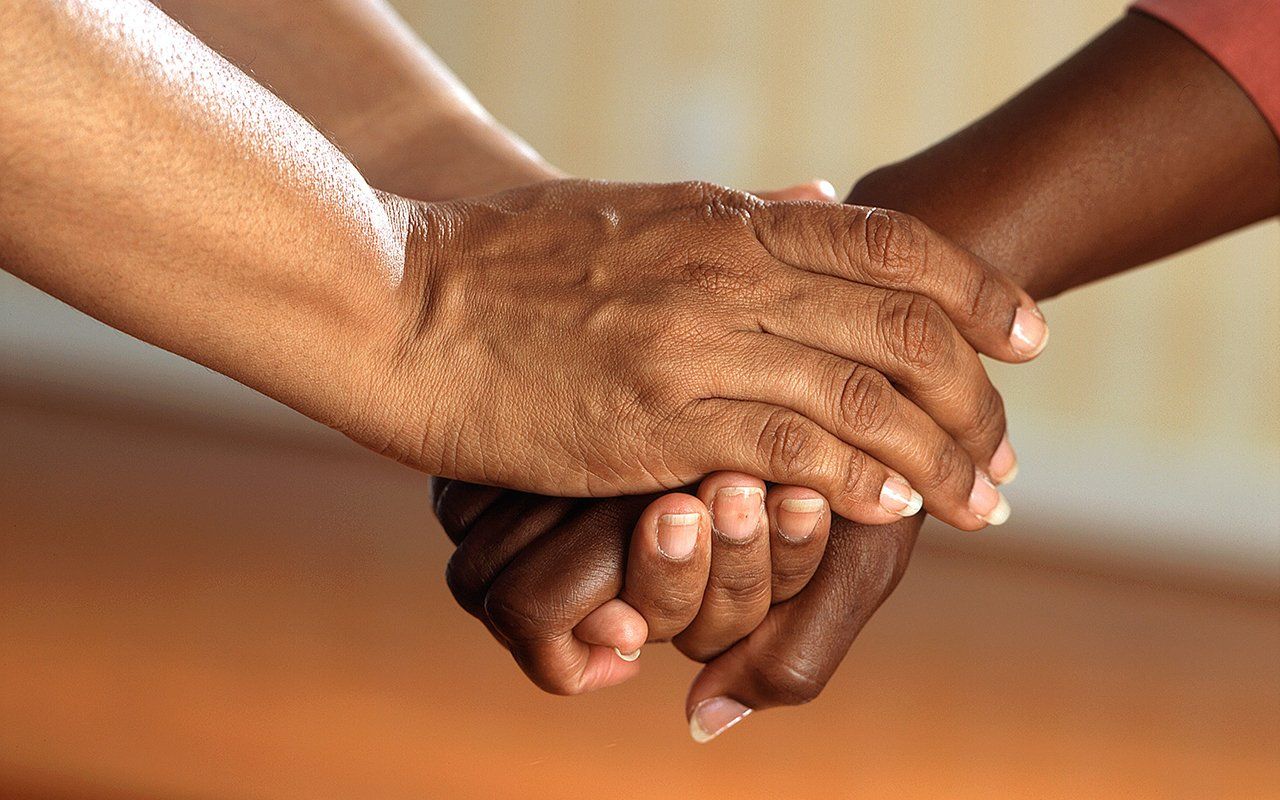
[849,12,1279,300]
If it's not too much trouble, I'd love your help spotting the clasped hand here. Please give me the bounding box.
[405,178,1046,740]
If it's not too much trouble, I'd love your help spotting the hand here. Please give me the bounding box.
[370,179,1046,529]
[434,182,840,692]
[435,475,914,742]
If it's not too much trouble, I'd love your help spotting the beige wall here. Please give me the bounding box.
[1,1,1275,571]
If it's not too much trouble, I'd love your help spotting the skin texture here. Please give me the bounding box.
[437,10,1279,738]
[0,0,1044,529]
[381,178,1039,528]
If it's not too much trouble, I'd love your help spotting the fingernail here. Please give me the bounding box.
[988,436,1019,485]
[814,179,838,201]
[776,497,825,542]
[1010,306,1049,357]
[614,647,641,662]
[689,697,753,743]
[711,487,764,542]
[879,476,923,517]
[968,471,1011,525]
[657,512,700,559]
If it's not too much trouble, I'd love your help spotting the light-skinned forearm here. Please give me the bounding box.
[0,0,409,431]
[154,0,559,199]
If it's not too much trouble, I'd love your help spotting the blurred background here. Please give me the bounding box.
[2,1,1277,798]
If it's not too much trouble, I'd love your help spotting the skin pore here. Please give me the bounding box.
[437,9,1278,740]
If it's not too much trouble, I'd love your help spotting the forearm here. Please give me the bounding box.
[0,0,407,428]
[155,0,559,199]
[849,11,1280,300]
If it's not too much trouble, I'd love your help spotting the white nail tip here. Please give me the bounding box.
[979,495,1011,525]
[613,647,641,662]
[997,460,1019,486]
[779,497,825,513]
[688,702,753,744]
[659,512,701,527]
[718,486,764,500]
[898,489,924,517]
[1011,311,1050,357]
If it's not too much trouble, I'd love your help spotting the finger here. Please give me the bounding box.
[672,473,772,661]
[445,492,577,618]
[574,598,648,661]
[754,203,1049,362]
[482,495,654,695]
[707,334,999,531]
[757,275,1011,475]
[686,515,924,742]
[431,477,505,545]
[754,180,839,203]
[765,486,830,602]
[618,491,713,641]
[687,399,920,526]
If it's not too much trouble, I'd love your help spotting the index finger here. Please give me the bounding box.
[684,514,924,742]
[754,203,1048,362]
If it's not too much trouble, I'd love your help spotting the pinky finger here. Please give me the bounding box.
[575,599,649,662]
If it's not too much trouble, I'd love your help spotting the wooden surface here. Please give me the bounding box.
[2,392,1278,799]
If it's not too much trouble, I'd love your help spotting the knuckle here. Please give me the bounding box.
[707,568,772,606]
[676,254,760,300]
[483,582,553,644]
[770,561,816,598]
[682,180,757,223]
[861,208,927,285]
[878,292,952,370]
[756,411,822,477]
[837,447,873,495]
[919,438,971,494]
[444,552,484,615]
[968,384,1008,451]
[752,648,830,706]
[836,364,895,436]
[963,261,1005,324]
[638,590,701,629]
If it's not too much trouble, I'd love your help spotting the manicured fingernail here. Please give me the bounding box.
[989,436,1019,485]
[614,647,641,662]
[814,179,838,201]
[689,697,752,743]
[968,471,1011,525]
[776,496,825,542]
[1010,306,1049,357]
[879,476,923,517]
[657,512,700,559]
[711,487,764,541]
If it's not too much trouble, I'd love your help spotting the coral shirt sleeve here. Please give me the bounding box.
[1131,0,1280,139]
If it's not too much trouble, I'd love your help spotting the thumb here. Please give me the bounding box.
[684,516,922,742]
[755,179,839,203]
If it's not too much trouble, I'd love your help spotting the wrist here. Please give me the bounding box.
[220,190,418,449]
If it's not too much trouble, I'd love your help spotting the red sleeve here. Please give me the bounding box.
[1131,0,1280,139]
